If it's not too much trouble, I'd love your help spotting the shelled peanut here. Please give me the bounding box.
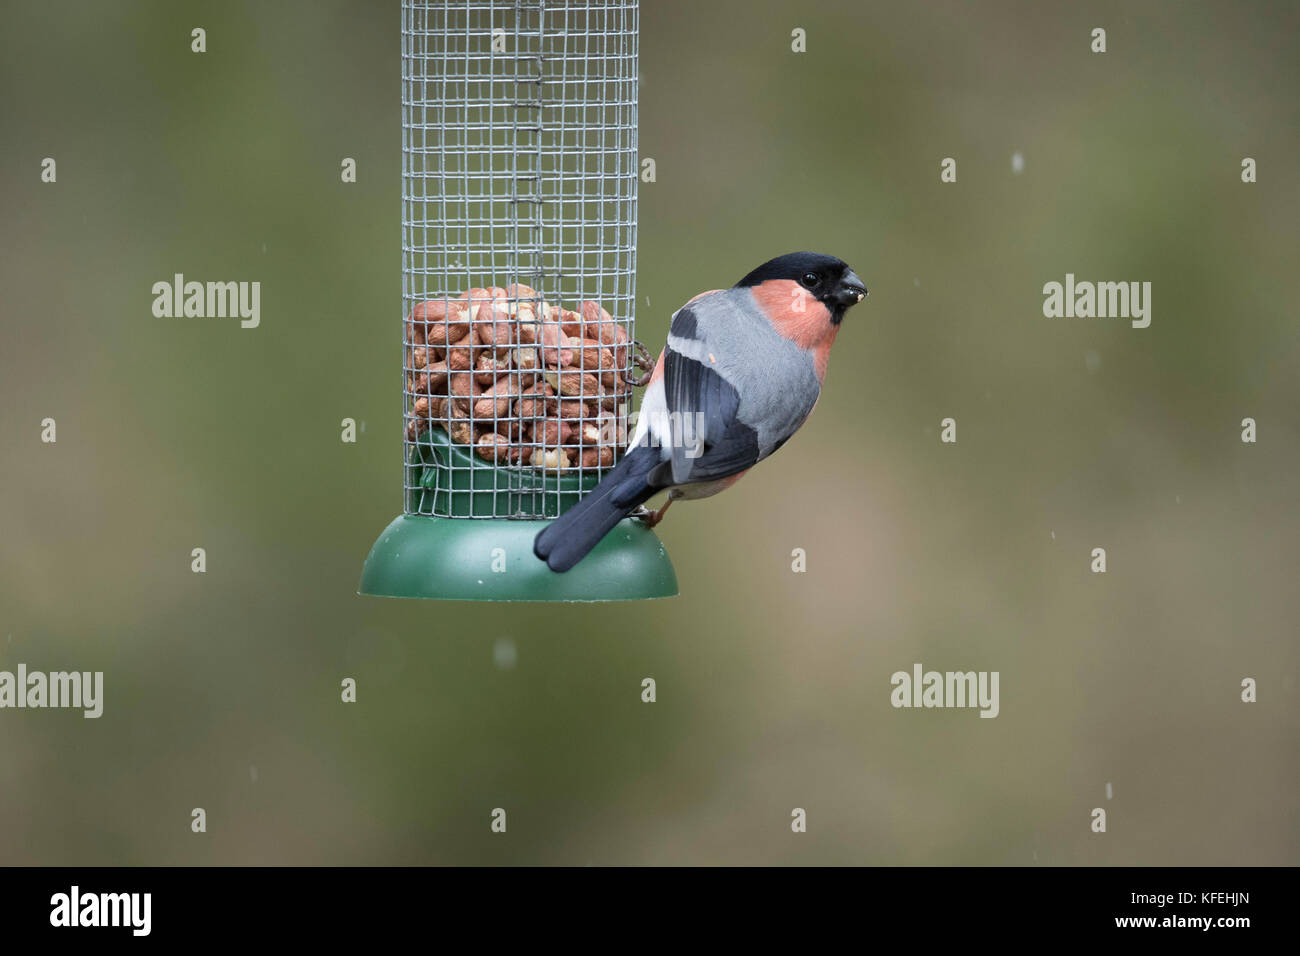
[403,286,633,469]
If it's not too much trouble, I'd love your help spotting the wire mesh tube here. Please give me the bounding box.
[401,0,640,519]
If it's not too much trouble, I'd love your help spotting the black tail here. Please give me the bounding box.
[534,445,661,572]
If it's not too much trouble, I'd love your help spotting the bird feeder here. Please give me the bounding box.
[360,0,677,601]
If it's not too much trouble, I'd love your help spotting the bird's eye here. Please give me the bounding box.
[801,272,819,288]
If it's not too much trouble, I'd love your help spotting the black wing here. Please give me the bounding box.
[660,304,762,486]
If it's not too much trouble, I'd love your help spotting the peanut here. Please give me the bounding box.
[577,420,606,446]
[538,309,574,368]
[534,418,574,448]
[445,332,477,371]
[460,287,499,309]
[412,395,448,420]
[476,433,510,464]
[516,315,539,345]
[449,371,480,415]
[572,337,616,372]
[472,378,517,420]
[473,351,512,386]
[580,446,615,468]
[408,361,450,395]
[513,344,540,371]
[474,301,515,355]
[514,391,553,419]
[556,399,591,420]
[597,374,632,411]
[448,407,474,445]
[530,447,571,471]
[580,300,630,367]
[407,298,470,348]
[546,367,600,399]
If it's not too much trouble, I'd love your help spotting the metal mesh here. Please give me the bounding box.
[401,0,639,518]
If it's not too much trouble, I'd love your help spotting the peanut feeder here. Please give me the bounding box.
[360,0,677,602]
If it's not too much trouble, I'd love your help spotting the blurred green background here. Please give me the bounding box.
[1,0,1297,865]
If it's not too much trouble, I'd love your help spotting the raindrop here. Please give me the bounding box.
[494,637,517,670]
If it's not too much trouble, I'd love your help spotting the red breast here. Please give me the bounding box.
[749,279,840,382]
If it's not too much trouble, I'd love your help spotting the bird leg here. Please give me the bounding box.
[622,340,657,388]
[633,495,676,529]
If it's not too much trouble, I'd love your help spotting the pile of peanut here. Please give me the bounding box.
[404,284,636,470]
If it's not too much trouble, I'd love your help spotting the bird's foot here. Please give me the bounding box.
[632,496,675,529]
[622,340,656,387]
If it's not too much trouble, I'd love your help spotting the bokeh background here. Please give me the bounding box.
[1,0,1297,865]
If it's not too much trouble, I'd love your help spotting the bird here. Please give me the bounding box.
[534,251,867,573]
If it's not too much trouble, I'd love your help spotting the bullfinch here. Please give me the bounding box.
[534,251,867,573]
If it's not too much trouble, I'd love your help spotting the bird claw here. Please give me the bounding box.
[622,340,656,388]
[631,496,675,529]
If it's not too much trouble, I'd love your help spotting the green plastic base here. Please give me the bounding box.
[358,514,678,602]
